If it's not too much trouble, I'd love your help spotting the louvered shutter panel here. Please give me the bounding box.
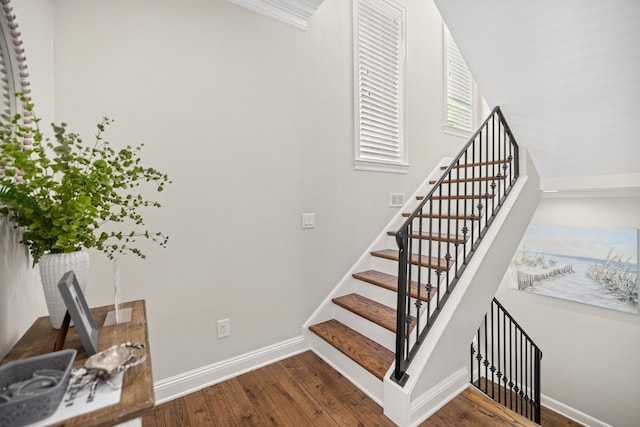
[445,27,473,132]
[355,0,406,166]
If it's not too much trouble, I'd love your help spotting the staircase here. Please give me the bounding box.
[304,107,541,425]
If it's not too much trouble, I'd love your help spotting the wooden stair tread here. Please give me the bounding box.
[353,270,434,302]
[440,159,510,169]
[402,212,482,221]
[416,193,496,200]
[333,293,414,332]
[371,249,453,271]
[429,175,508,184]
[387,230,468,244]
[309,319,393,380]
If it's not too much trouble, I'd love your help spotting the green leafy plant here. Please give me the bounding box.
[0,99,171,264]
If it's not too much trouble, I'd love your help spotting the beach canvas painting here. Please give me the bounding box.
[507,224,638,314]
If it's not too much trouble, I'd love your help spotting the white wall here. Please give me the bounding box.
[496,192,640,427]
[0,0,54,360]
[0,0,471,380]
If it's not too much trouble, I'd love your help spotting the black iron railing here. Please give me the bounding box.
[392,107,519,385]
[471,298,542,423]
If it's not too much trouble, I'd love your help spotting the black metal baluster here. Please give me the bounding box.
[490,118,496,217]
[470,341,475,384]
[406,221,414,359]
[477,327,482,390]
[491,301,496,399]
[516,330,522,414]
[508,129,513,185]
[502,115,507,201]
[415,210,423,343]
[476,131,485,238]
[427,199,433,325]
[436,185,443,306]
[520,328,524,415]
[484,311,488,391]
[462,156,468,265]
[503,309,507,403]
[496,301,502,405]
[530,342,534,419]
[483,121,489,230]
[470,139,476,252]
[478,127,484,232]
[525,339,529,419]
[455,159,461,279]
[507,124,512,189]
[509,319,513,410]
[445,169,452,292]
[534,347,541,423]
[497,117,502,205]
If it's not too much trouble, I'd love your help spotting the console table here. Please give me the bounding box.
[0,300,154,427]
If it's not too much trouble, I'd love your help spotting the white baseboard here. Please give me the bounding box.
[153,336,308,404]
[541,394,612,427]
[408,367,469,427]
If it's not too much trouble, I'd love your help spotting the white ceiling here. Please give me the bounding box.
[434,0,640,180]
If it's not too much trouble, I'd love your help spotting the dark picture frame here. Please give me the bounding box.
[58,270,99,355]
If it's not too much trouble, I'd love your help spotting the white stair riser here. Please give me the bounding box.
[333,305,396,351]
[351,278,398,307]
[307,333,385,404]
[370,256,400,275]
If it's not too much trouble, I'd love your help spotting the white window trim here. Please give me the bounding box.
[443,24,474,137]
[353,0,408,174]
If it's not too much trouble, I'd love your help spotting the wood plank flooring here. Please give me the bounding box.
[421,388,537,427]
[142,351,582,426]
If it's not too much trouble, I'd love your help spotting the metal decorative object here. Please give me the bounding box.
[70,342,146,402]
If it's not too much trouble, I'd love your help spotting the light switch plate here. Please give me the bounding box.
[301,213,316,229]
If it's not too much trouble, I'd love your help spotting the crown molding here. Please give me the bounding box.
[227,0,325,31]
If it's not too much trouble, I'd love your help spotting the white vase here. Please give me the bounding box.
[39,251,90,329]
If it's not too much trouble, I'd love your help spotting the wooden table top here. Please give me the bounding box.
[0,300,155,427]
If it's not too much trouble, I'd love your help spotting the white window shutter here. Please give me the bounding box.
[354,0,407,172]
[445,26,473,133]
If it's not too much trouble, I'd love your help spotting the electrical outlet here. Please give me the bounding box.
[217,318,230,338]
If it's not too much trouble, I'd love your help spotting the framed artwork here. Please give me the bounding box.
[58,271,100,355]
[508,224,638,314]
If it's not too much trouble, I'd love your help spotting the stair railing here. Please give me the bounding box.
[393,106,519,385]
[471,298,542,423]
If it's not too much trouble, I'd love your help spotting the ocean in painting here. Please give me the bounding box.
[508,224,639,314]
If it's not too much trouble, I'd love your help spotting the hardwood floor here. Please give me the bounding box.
[421,388,537,426]
[142,351,581,426]
[473,377,585,427]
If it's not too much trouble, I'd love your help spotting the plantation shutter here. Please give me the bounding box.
[354,0,406,170]
[445,26,473,132]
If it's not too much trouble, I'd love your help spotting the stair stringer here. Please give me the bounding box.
[383,148,541,427]
[302,158,454,404]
